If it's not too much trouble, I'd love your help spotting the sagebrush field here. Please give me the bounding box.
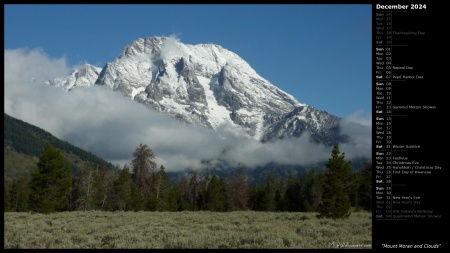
[4,211,371,249]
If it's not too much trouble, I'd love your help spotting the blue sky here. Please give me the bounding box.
[4,4,371,119]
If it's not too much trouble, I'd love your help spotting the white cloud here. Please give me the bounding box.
[338,110,372,159]
[4,48,371,172]
[160,35,181,60]
[5,48,70,132]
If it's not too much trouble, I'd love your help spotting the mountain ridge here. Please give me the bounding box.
[47,36,342,145]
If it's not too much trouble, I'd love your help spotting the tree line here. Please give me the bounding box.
[4,143,372,219]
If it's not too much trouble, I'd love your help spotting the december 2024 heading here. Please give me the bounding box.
[376,4,427,10]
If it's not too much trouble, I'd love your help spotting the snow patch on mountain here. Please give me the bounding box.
[46,36,341,144]
[45,63,102,90]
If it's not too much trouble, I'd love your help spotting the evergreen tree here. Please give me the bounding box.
[11,177,30,212]
[260,168,277,211]
[248,184,264,211]
[132,144,157,199]
[275,176,287,211]
[196,174,210,211]
[204,175,226,212]
[176,174,190,211]
[300,168,324,212]
[188,170,200,211]
[152,165,173,211]
[349,171,363,209]
[9,177,31,212]
[317,145,352,219]
[165,186,179,212]
[358,163,372,211]
[4,181,12,212]
[130,187,145,211]
[284,173,302,212]
[29,144,72,213]
[114,165,132,211]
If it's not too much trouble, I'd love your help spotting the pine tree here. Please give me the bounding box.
[10,177,31,212]
[275,176,287,211]
[358,162,372,211]
[188,170,200,211]
[349,171,363,210]
[317,145,352,219]
[29,144,72,213]
[152,165,172,211]
[114,165,132,211]
[4,181,12,212]
[176,174,190,211]
[204,175,226,212]
[284,173,302,212]
[248,184,264,211]
[300,168,324,212]
[165,186,179,212]
[132,144,157,199]
[260,168,277,211]
[130,187,145,211]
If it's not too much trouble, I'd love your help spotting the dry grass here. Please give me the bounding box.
[4,211,371,249]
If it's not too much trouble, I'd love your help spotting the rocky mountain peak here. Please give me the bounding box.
[47,36,342,144]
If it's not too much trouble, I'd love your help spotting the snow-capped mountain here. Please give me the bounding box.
[46,63,102,90]
[48,36,341,144]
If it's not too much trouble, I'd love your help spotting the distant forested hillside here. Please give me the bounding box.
[4,113,114,181]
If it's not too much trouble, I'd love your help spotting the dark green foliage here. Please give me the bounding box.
[9,177,31,212]
[150,165,175,211]
[175,174,190,211]
[317,145,352,219]
[4,145,39,182]
[4,181,12,212]
[260,168,277,211]
[4,114,49,157]
[358,163,372,211]
[284,174,303,211]
[3,127,371,214]
[165,186,179,212]
[275,176,287,211]
[130,187,146,211]
[204,175,226,211]
[248,184,264,211]
[187,170,200,211]
[299,168,324,212]
[348,171,362,209]
[114,165,133,211]
[4,113,112,170]
[29,144,72,213]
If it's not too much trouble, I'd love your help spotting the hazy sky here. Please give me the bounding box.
[4,4,372,171]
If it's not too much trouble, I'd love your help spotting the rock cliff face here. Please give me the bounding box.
[48,36,341,144]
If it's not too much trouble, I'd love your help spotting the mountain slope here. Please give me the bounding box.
[4,113,114,181]
[48,36,342,144]
[46,63,102,90]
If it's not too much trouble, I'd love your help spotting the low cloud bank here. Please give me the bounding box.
[5,48,371,171]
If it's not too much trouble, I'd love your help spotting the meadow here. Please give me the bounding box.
[4,211,372,249]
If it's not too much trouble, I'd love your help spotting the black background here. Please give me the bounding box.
[372,1,447,250]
